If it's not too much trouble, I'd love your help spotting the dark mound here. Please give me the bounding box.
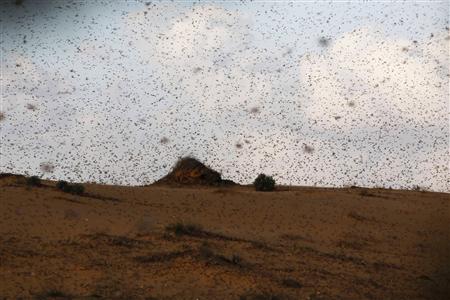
[155,157,235,186]
[0,173,25,179]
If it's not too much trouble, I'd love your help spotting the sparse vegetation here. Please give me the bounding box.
[281,278,303,289]
[240,292,284,300]
[56,180,68,190]
[70,183,85,195]
[197,242,244,267]
[165,222,203,236]
[34,289,73,300]
[348,211,369,222]
[134,250,191,264]
[26,176,41,187]
[253,174,275,191]
[359,189,376,197]
[230,254,242,265]
[56,180,85,195]
[198,241,214,258]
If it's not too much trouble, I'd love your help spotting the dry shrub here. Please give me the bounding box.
[253,174,275,191]
[26,176,41,187]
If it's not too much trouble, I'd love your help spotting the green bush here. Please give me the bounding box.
[231,254,242,265]
[70,183,85,195]
[26,176,41,187]
[253,174,275,191]
[56,180,68,190]
[165,222,203,236]
[56,180,84,195]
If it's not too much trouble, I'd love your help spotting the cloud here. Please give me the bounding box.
[1,2,448,191]
[300,27,449,130]
[125,4,284,113]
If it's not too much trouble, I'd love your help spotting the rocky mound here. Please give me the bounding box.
[155,157,235,186]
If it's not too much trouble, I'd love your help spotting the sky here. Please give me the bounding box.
[1,0,449,191]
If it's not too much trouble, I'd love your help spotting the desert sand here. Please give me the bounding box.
[0,172,449,299]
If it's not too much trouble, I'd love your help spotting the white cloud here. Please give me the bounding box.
[300,27,449,130]
[1,3,448,191]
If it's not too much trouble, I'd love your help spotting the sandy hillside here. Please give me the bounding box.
[0,174,449,299]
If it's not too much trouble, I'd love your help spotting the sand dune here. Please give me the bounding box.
[0,174,449,299]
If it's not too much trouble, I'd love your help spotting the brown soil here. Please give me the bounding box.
[0,175,449,299]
